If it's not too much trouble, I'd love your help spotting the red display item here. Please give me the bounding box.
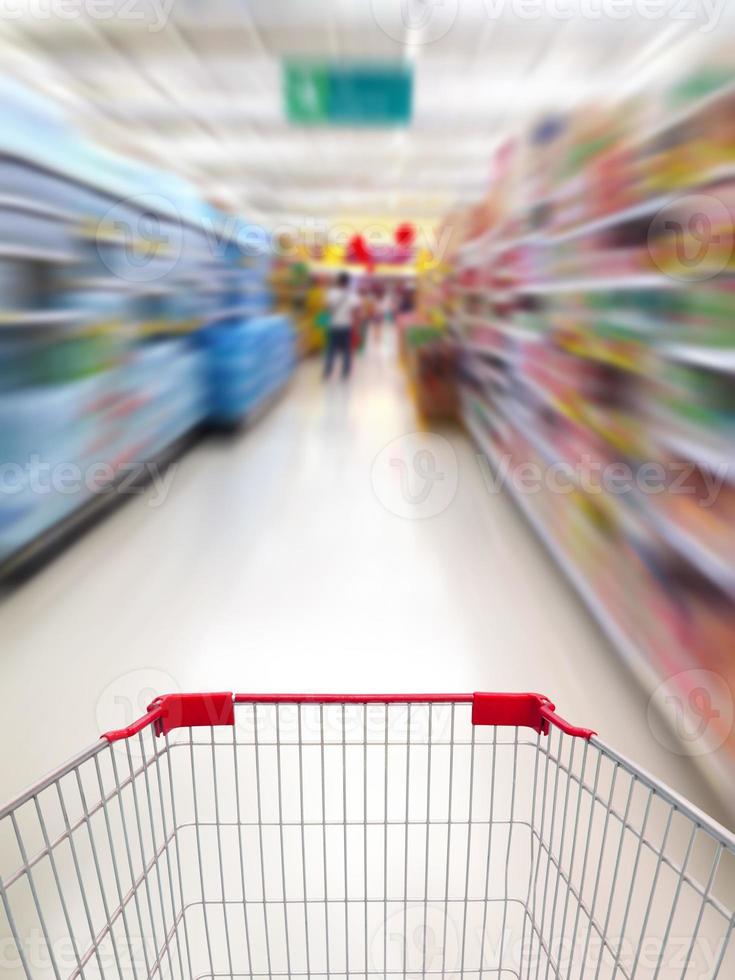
[395,221,416,247]
[347,233,373,269]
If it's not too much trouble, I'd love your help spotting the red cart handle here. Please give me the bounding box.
[102,692,235,741]
[102,691,595,742]
[471,692,596,738]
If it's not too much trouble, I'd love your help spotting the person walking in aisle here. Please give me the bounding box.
[324,271,360,379]
[377,286,394,339]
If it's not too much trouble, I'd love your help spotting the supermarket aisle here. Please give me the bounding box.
[0,333,728,826]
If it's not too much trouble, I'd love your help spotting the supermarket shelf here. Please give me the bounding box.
[207,373,293,435]
[459,164,735,261]
[0,195,78,222]
[453,284,516,303]
[0,245,77,264]
[512,306,662,337]
[632,78,735,148]
[657,426,735,480]
[463,358,509,391]
[0,426,203,586]
[0,149,208,232]
[0,310,85,329]
[505,402,565,469]
[463,406,734,800]
[648,509,735,599]
[486,232,543,256]
[523,185,573,210]
[458,313,527,342]
[459,313,544,346]
[457,227,497,255]
[464,409,647,672]
[83,227,148,248]
[136,317,203,337]
[527,175,587,212]
[695,160,735,187]
[521,274,675,295]
[64,279,186,299]
[463,340,513,362]
[539,164,735,246]
[502,323,544,344]
[660,342,735,373]
[205,304,263,325]
[458,311,497,330]
[452,91,735,267]
[519,374,563,410]
[544,196,672,244]
[593,311,664,335]
[459,228,545,261]
[497,379,735,593]
[503,381,735,592]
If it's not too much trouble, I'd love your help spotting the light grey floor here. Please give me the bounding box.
[0,332,730,829]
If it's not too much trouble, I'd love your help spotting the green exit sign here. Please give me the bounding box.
[284,61,413,126]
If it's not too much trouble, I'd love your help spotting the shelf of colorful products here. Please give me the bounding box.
[0,87,296,577]
[449,64,735,796]
[461,69,735,259]
[460,340,734,805]
[271,259,319,355]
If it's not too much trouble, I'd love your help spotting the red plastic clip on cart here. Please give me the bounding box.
[1,692,733,979]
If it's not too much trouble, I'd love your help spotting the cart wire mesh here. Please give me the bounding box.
[1,693,734,980]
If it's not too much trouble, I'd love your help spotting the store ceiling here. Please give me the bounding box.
[0,0,727,225]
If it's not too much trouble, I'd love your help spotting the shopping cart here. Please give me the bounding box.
[1,692,734,980]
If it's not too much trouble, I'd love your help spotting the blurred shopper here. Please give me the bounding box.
[356,283,373,352]
[398,285,416,314]
[366,286,384,343]
[324,271,359,379]
[379,287,394,333]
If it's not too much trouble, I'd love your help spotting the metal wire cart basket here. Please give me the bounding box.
[1,692,734,979]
